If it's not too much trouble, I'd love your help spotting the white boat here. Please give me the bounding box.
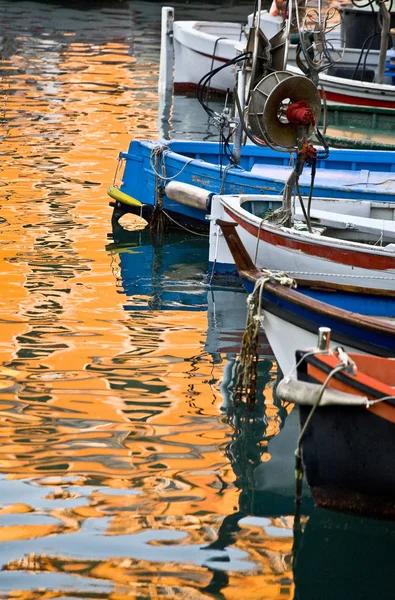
[209,192,395,290]
[173,20,248,93]
[171,11,394,107]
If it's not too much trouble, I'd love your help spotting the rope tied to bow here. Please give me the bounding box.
[150,145,169,235]
[233,272,296,405]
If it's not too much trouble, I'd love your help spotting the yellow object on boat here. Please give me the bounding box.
[107,185,142,207]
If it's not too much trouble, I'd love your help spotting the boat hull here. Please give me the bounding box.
[210,194,395,290]
[299,396,395,518]
[241,278,395,375]
[113,140,395,227]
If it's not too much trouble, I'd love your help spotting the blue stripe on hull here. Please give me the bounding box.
[208,260,238,277]
[242,279,395,355]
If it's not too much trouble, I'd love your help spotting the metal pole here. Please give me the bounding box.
[233,57,246,164]
[157,7,174,139]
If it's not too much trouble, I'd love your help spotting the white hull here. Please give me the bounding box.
[173,16,385,102]
[209,194,395,290]
[262,310,361,376]
[173,21,246,92]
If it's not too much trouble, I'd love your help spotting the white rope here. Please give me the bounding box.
[366,395,395,406]
[209,223,220,284]
[272,270,395,282]
[149,146,195,182]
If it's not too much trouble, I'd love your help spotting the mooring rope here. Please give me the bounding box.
[149,145,195,182]
[233,272,296,405]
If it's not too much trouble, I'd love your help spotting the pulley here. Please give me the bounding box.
[247,71,321,151]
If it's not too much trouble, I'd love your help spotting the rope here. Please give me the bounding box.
[294,360,347,502]
[149,146,195,182]
[343,178,395,187]
[113,155,125,186]
[149,145,196,235]
[273,270,395,281]
[219,163,234,194]
[233,272,296,405]
[209,223,220,284]
[161,209,209,237]
[366,395,395,406]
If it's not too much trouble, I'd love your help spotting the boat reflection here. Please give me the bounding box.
[107,226,313,519]
[293,507,395,600]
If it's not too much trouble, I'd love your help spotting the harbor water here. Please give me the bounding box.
[0,1,393,598]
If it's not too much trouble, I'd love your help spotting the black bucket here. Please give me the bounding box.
[341,7,395,50]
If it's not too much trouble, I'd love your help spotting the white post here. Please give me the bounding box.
[158,6,174,96]
[158,6,174,139]
[233,58,246,164]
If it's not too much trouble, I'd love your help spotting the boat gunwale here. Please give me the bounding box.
[220,194,395,259]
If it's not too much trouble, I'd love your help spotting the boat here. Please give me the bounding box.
[318,103,395,150]
[171,6,395,109]
[172,12,379,95]
[109,139,395,229]
[276,336,395,517]
[209,190,395,288]
[217,220,395,375]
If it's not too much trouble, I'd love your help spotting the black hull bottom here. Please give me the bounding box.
[300,405,395,518]
[110,202,209,234]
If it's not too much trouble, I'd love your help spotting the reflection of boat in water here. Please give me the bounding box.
[293,507,395,600]
[108,228,310,517]
[107,227,209,312]
[108,224,274,353]
[226,400,313,519]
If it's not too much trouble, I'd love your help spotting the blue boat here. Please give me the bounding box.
[109,140,395,228]
[219,220,395,375]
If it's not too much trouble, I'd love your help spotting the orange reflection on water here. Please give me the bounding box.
[0,3,297,598]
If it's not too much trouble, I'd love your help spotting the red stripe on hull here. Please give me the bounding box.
[224,207,395,271]
[323,89,395,109]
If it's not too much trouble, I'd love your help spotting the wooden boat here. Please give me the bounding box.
[172,13,379,94]
[209,191,395,289]
[172,11,395,109]
[217,220,395,375]
[109,140,395,228]
[319,103,395,151]
[277,343,395,517]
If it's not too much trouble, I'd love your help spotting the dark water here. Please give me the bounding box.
[0,1,393,598]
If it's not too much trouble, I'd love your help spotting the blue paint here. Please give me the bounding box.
[242,278,395,354]
[112,229,209,311]
[118,140,395,223]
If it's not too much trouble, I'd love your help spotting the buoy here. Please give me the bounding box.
[107,185,142,207]
[165,181,211,211]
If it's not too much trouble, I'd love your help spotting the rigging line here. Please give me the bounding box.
[161,209,209,237]
[267,270,395,281]
[149,148,195,182]
[342,178,395,187]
